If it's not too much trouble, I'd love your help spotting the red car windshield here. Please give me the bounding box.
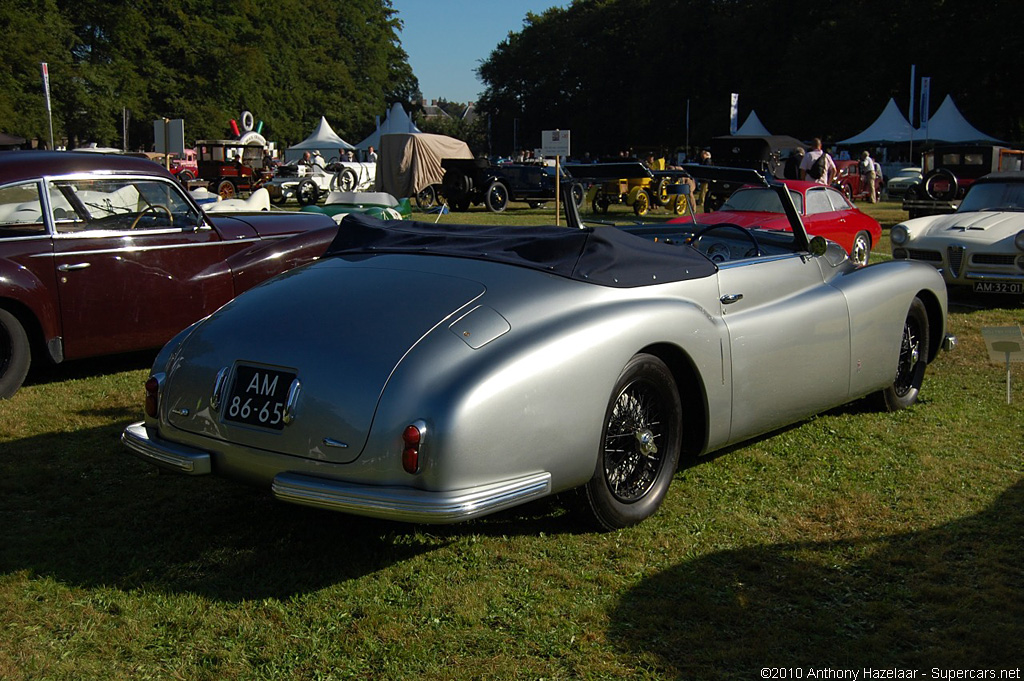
[721,187,804,214]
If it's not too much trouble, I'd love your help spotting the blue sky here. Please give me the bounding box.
[390,1,569,104]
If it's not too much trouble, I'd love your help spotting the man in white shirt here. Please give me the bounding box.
[800,138,836,185]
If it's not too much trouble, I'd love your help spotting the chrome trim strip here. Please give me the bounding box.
[964,272,1024,281]
[282,378,301,425]
[121,422,212,475]
[34,239,263,260]
[717,253,800,269]
[272,471,553,523]
[210,367,229,411]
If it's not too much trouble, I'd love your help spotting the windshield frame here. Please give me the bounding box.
[957,181,1024,213]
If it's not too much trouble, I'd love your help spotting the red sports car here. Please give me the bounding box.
[0,151,338,398]
[670,179,881,267]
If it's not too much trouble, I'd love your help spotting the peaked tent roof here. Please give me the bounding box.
[734,111,771,136]
[837,98,915,145]
[915,95,1002,143]
[358,103,422,150]
[286,116,355,159]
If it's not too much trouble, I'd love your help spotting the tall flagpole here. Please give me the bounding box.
[41,62,54,149]
[908,65,916,166]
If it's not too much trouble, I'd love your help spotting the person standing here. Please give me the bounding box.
[695,149,712,210]
[367,146,378,163]
[784,147,805,180]
[859,150,878,203]
[800,138,836,185]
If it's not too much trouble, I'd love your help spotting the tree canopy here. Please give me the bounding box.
[476,0,1024,157]
[0,0,418,149]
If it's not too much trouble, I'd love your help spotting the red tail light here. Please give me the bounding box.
[402,421,426,474]
[144,375,161,418]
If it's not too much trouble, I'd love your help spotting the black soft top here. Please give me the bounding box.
[325,213,717,288]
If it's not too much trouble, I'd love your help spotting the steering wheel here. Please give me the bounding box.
[129,204,173,230]
[689,222,761,262]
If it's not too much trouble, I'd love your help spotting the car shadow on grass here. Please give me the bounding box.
[608,480,1023,677]
[0,421,449,601]
[0,420,588,602]
[22,349,157,389]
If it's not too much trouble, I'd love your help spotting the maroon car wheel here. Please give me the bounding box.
[0,309,31,399]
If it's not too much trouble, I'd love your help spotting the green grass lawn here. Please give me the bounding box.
[0,200,1021,679]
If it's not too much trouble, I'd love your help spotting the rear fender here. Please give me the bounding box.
[364,295,727,494]
[225,225,339,295]
[0,258,63,362]
[829,259,948,396]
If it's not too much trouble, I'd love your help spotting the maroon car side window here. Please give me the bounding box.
[48,178,201,233]
[0,181,47,237]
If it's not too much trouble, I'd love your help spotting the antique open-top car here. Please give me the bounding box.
[568,161,693,217]
[0,151,338,398]
[123,167,954,530]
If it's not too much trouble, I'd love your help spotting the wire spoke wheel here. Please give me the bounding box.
[876,297,930,411]
[603,384,666,502]
[893,312,922,397]
[584,354,682,530]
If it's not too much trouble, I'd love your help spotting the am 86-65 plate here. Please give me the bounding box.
[973,281,1024,294]
[224,364,297,430]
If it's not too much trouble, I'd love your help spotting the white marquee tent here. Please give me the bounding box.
[285,116,355,162]
[915,95,1002,144]
[734,111,771,136]
[837,98,915,145]
[358,103,422,151]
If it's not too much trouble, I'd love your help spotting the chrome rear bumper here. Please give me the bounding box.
[122,421,552,523]
[272,471,552,524]
[122,422,212,475]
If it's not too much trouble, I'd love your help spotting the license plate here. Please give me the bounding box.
[973,281,1024,295]
[224,365,296,430]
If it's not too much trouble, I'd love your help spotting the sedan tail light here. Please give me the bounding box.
[402,420,427,474]
[144,374,164,418]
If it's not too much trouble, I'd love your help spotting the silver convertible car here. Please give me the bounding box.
[124,167,954,530]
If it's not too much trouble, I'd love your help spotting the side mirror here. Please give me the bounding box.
[808,235,828,257]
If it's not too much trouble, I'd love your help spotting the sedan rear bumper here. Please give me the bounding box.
[122,422,212,475]
[122,421,552,523]
[272,471,552,524]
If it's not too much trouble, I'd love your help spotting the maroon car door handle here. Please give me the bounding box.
[57,263,91,271]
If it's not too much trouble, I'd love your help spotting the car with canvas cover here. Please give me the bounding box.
[123,166,955,530]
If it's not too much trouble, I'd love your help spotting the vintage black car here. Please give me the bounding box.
[903,145,1024,218]
[439,159,584,212]
[704,135,805,211]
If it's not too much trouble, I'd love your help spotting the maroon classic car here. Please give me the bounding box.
[0,151,338,398]
[669,179,882,267]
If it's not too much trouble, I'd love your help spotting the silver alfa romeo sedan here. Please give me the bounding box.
[124,166,955,530]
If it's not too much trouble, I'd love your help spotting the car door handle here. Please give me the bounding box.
[57,263,91,271]
[720,293,744,304]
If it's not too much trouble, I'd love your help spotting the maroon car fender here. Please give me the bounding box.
[0,258,64,362]
[208,211,334,240]
[226,225,340,295]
